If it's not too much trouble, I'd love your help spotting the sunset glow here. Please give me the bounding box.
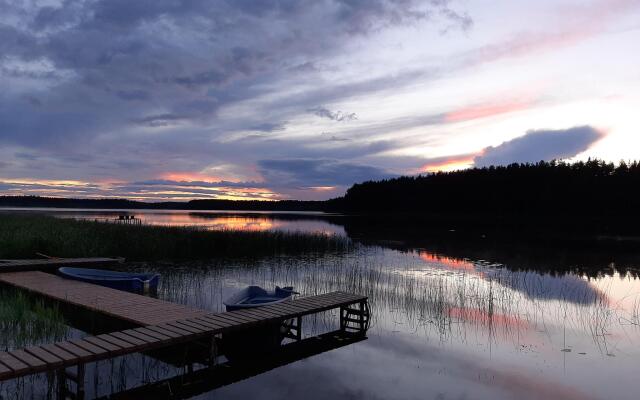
[1,0,639,200]
[418,251,477,271]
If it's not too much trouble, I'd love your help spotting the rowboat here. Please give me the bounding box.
[222,285,298,360]
[224,285,298,311]
[58,267,159,294]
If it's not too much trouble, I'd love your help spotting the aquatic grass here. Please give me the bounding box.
[0,214,352,261]
[154,250,640,351]
[0,290,69,349]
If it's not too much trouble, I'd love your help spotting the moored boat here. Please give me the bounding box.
[224,285,298,311]
[222,285,299,360]
[58,267,159,294]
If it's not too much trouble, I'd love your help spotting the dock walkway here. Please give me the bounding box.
[0,291,368,382]
[0,271,207,325]
[0,258,121,273]
[0,269,369,398]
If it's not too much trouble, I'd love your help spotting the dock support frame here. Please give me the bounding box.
[283,316,303,341]
[340,300,370,334]
[57,363,85,400]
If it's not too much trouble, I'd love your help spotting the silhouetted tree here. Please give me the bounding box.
[334,160,640,220]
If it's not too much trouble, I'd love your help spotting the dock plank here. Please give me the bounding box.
[24,346,63,368]
[40,344,77,363]
[0,288,368,382]
[9,349,47,371]
[109,332,148,348]
[134,328,171,342]
[0,362,11,379]
[69,339,109,357]
[144,325,182,339]
[0,271,210,326]
[97,334,140,351]
[0,258,121,272]
[0,353,29,374]
[55,342,93,362]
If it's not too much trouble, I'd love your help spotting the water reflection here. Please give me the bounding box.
[2,209,640,399]
[101,330,367,399]
[138,248,640,400]
[3,208,347,235]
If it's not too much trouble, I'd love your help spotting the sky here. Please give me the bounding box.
[1,0,639,201]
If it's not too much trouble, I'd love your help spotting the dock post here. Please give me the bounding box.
[56,369,66,400]
[57,363,85,400]
[296,316,302,341]
[208,334,219,367]
[361,301,369,332]
[76,363,85,400]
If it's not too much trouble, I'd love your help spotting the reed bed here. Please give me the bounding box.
[0,214,351,260]
[148,249,637,350]
[0,290,70,349]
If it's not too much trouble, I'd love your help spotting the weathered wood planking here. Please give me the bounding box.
[0,257,122,272]
[0,271,209,325]
[0,291,367,382]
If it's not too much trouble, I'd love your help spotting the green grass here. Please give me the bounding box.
[0,214,351,260]
[0,290,69,349]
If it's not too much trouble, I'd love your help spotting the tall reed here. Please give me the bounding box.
[0,214,351,261]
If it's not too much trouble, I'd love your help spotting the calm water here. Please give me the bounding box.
[1,207,347,235]
[2,208,640,399]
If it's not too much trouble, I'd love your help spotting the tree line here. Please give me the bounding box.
[330,160,640,220]
[3,160,640,221]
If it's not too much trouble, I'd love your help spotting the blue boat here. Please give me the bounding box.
[224,285,298,311]
[222,285,298,360]
[58,267,159,294]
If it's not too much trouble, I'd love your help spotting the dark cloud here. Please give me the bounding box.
[133,113,190,127]
[130,179,266,189]
[438,6,473,34]
[1,0,467,127]
[310,106,358,122]
[0,0,473,199]
[474,126,604,167]
[258,159,394,187]
[116,90,150,101]
[250,122,287,132]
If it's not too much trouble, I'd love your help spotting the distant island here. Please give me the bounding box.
[3,160,640,225]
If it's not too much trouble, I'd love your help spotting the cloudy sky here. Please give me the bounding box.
[1,0,639,201]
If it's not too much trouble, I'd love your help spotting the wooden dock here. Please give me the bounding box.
[0,271,207,325]
[0,257,122,273]
[0,270,369,398]
[101,329,367,399]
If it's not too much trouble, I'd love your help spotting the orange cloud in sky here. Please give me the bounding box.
[160,171,226,182]
[445,98,534,123]
[420,154,475,172]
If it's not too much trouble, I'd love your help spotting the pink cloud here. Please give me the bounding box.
[467,0,639,65]
[419,154,476,172]
[445,98,534,123]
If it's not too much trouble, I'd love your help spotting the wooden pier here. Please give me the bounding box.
[0,258,122,273]
[100,329,367,400]
[0,271,207,326]
[0,270,369,398]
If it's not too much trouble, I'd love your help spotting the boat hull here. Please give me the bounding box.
[222,286,297,361]
[58,267,159,295]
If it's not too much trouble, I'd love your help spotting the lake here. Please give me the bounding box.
[1,208,640,399]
